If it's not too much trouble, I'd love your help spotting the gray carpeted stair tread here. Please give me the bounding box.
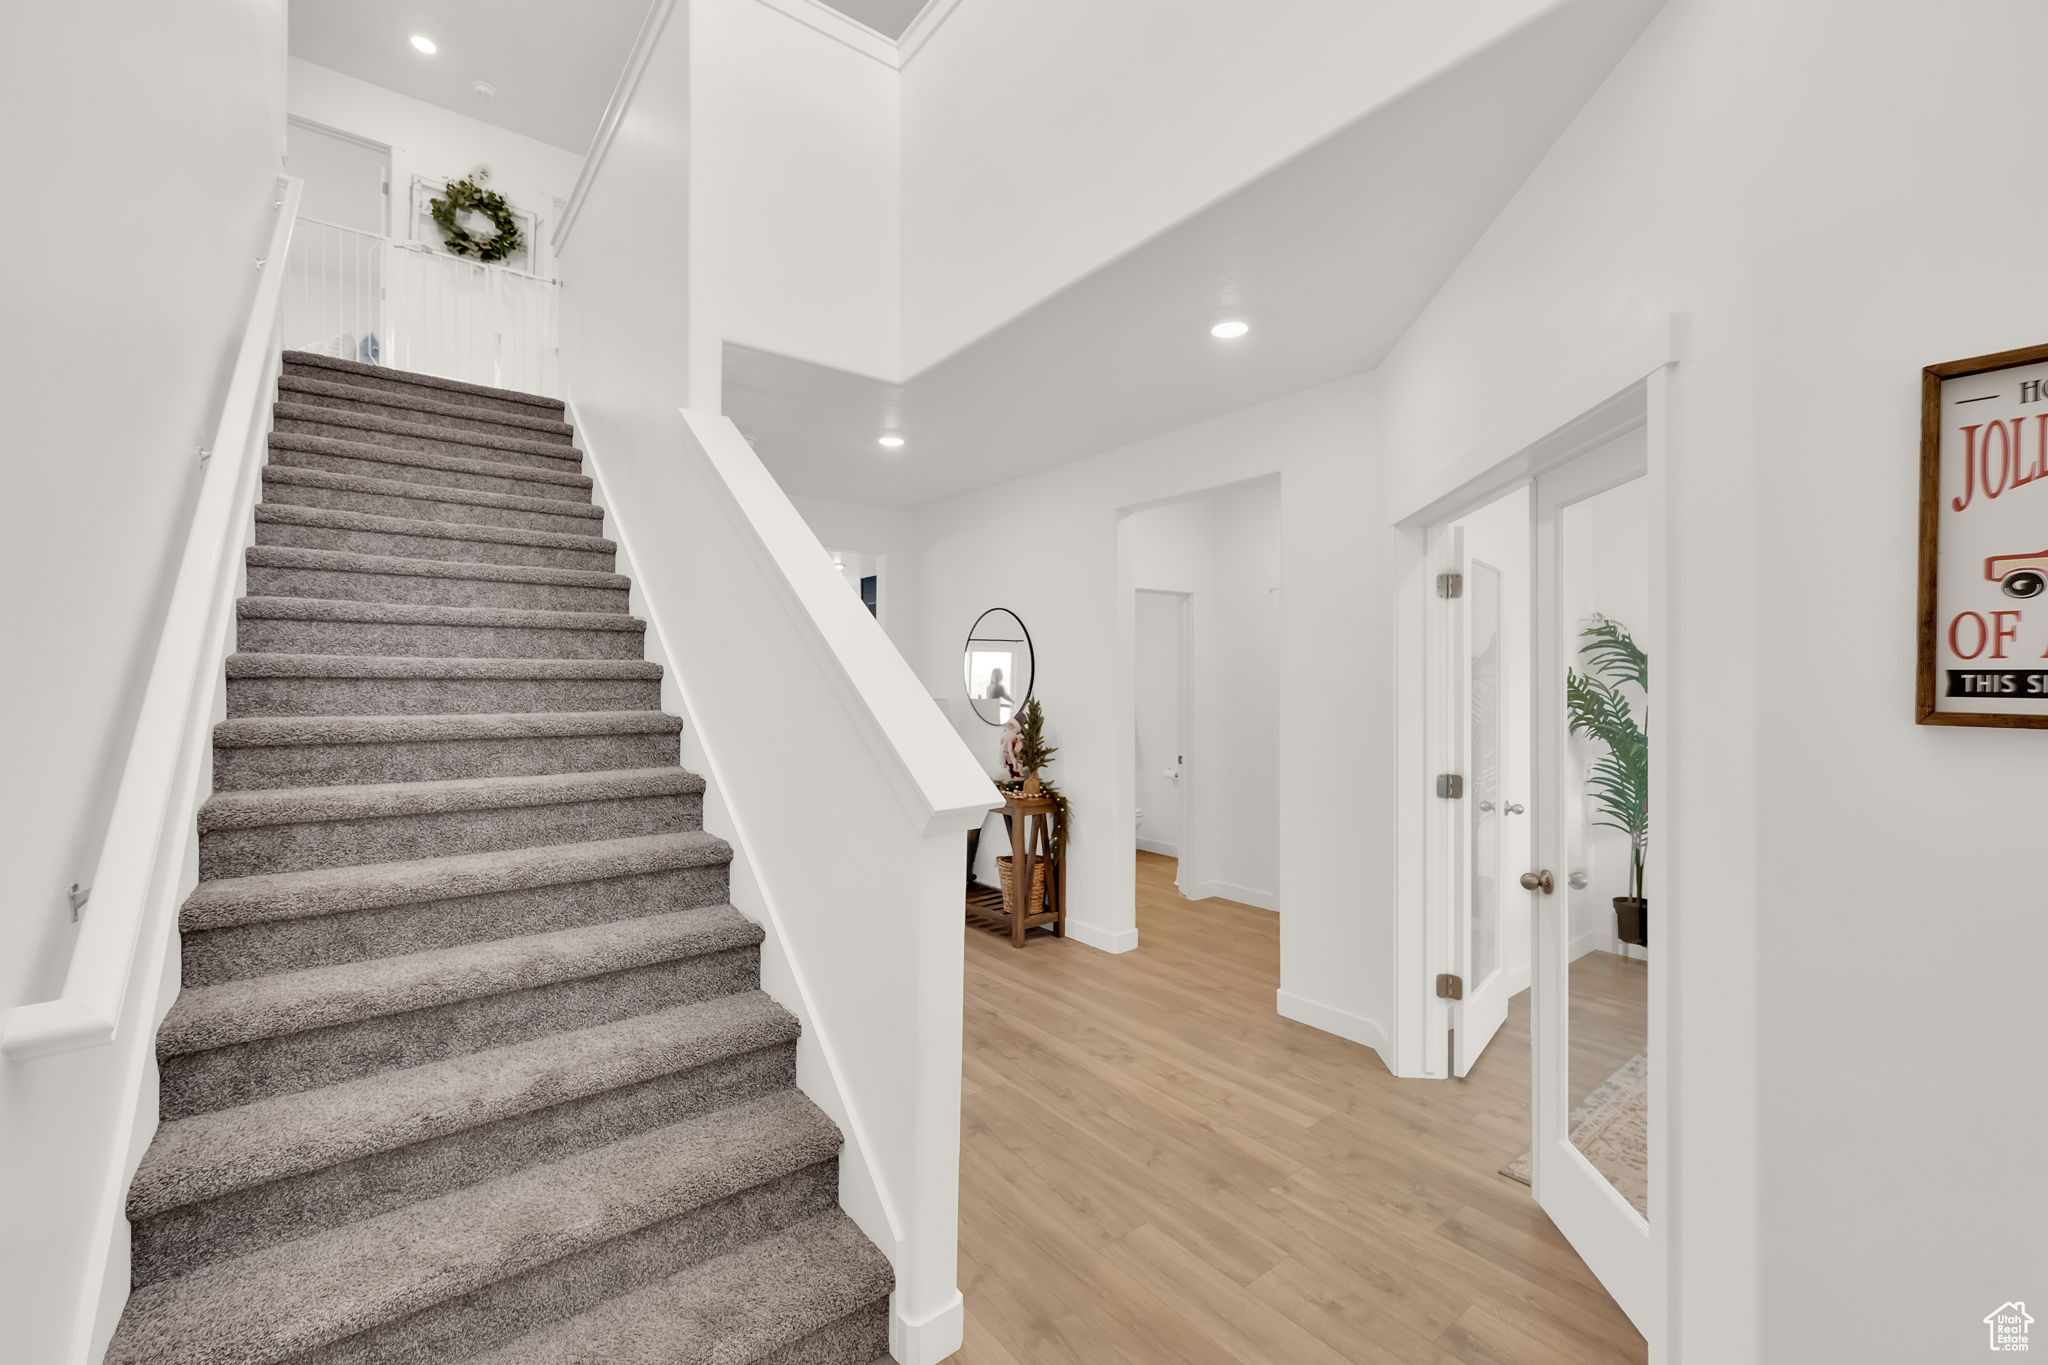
[268,431,592,498]
[183,829,730,932]
[273,406,585,473]
[216,709,679,750]
[209,708,684,791]
[244,544,631,595]
[264,464,607,529]
[131,991,798,1220]
[279,374,576,443]
[237,594,645,633]
[225,653,662,683]
[105,1090,842,1365]
[254,502,618,566]
[282,350,566,416]
[158,904,761,1058]
[223,653,667,718]
[462,1211,893,1365]
[198,765,701,833]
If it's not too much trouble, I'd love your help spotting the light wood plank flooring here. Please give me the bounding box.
[952,851,1647,1365]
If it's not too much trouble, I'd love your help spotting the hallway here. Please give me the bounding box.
[953,852,1644,1365]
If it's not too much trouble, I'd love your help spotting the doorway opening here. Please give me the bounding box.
[1125,478,1280,914]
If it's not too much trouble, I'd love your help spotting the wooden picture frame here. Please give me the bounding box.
[1918,341,2048,727]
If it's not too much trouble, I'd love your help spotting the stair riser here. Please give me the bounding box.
[226,673,662,718]
[268,443,592,503]
[160,944,761,1118]
[282,387,577,448]
[274,415,581,473]
[235,615,646,661]
[757,1302,895,1365]
[182,862,731,986]
[244,563,630,615]
[212,729,680,791]
[255,518,616,573]
[135,1043,798,1285]
[200,790,703,879]
[282,361,562,421]
[293,1164,839,1365]
[263,474,604,537]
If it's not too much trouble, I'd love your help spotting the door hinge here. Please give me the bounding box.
[1437,571,1464,599]
[1436,973,1464,1001]
[1436,773,1464,799]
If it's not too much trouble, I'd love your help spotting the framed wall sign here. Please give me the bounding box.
[1918,341,2048,727]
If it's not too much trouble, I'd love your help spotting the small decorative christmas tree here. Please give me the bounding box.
[1014,698,1057,795]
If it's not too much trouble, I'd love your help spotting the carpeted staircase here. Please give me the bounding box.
[105,352,895,1365]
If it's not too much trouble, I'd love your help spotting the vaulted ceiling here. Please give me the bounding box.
[289,0,651,153]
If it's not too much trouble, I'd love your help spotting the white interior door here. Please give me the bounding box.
[1450,545,1513,1074]
[1529,432,1660,1337]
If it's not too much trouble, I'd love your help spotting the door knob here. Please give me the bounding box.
[1477,800,1496,812]
[1519,869,1555,894]
[1504,802,1526,815]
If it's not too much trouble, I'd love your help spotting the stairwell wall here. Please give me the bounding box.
[0,2,288,1358]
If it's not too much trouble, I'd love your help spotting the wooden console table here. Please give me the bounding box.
[967,790,1066,948]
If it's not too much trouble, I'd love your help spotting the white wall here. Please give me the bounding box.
[791,494,922,661]
[898,0,1568,372]
[1372,0,2048,1357]
[1129,481,1282,908]
[288,57,585,277]
[912,377,1384,1050]
[688,0,900,395]
[0,2,288,1357]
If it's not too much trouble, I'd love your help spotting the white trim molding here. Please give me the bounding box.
[1064,920,1139,955]
[1182,880,1277,912]
[1276,990,1391,1068]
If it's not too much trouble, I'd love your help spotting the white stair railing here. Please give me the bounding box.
[282,216,561,397]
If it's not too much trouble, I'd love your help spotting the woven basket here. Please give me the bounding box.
[996,855,1047,911]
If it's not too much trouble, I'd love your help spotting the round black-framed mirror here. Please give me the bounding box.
[963,608,1033,726]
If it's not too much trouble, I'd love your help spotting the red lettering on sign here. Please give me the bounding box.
[1950,611,1990,659]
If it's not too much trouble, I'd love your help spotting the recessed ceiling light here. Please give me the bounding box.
[1210,320,1250,339]
[877,435,905,449]
[410,34,438,54]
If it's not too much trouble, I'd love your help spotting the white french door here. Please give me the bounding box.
[1528,432,1660,1337]
[1444,530,1514,1075]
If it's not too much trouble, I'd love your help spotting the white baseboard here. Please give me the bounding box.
[1276,989,1391,1068]
[892,1288,964,1365]
[1571,926,1649,963]
[1135,837,1180,857]
[1065,919,1139,954]
[1182,879,1277,911]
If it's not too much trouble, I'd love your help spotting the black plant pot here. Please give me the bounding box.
[1614,896,1648,948]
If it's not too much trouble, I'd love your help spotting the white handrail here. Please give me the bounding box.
[2,175,304,1061]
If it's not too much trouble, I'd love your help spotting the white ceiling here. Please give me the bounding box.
[289,0,652,154]
[814,0,938,40]
[726,0,1666,508]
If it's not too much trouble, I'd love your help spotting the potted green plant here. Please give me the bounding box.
[1565,618,1649,947]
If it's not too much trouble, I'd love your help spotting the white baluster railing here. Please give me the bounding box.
[281,217,561,397]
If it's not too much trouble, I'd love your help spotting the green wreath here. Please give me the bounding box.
[430,169,524,264]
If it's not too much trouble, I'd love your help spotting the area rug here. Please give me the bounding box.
[1500,1051,1649,1217]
